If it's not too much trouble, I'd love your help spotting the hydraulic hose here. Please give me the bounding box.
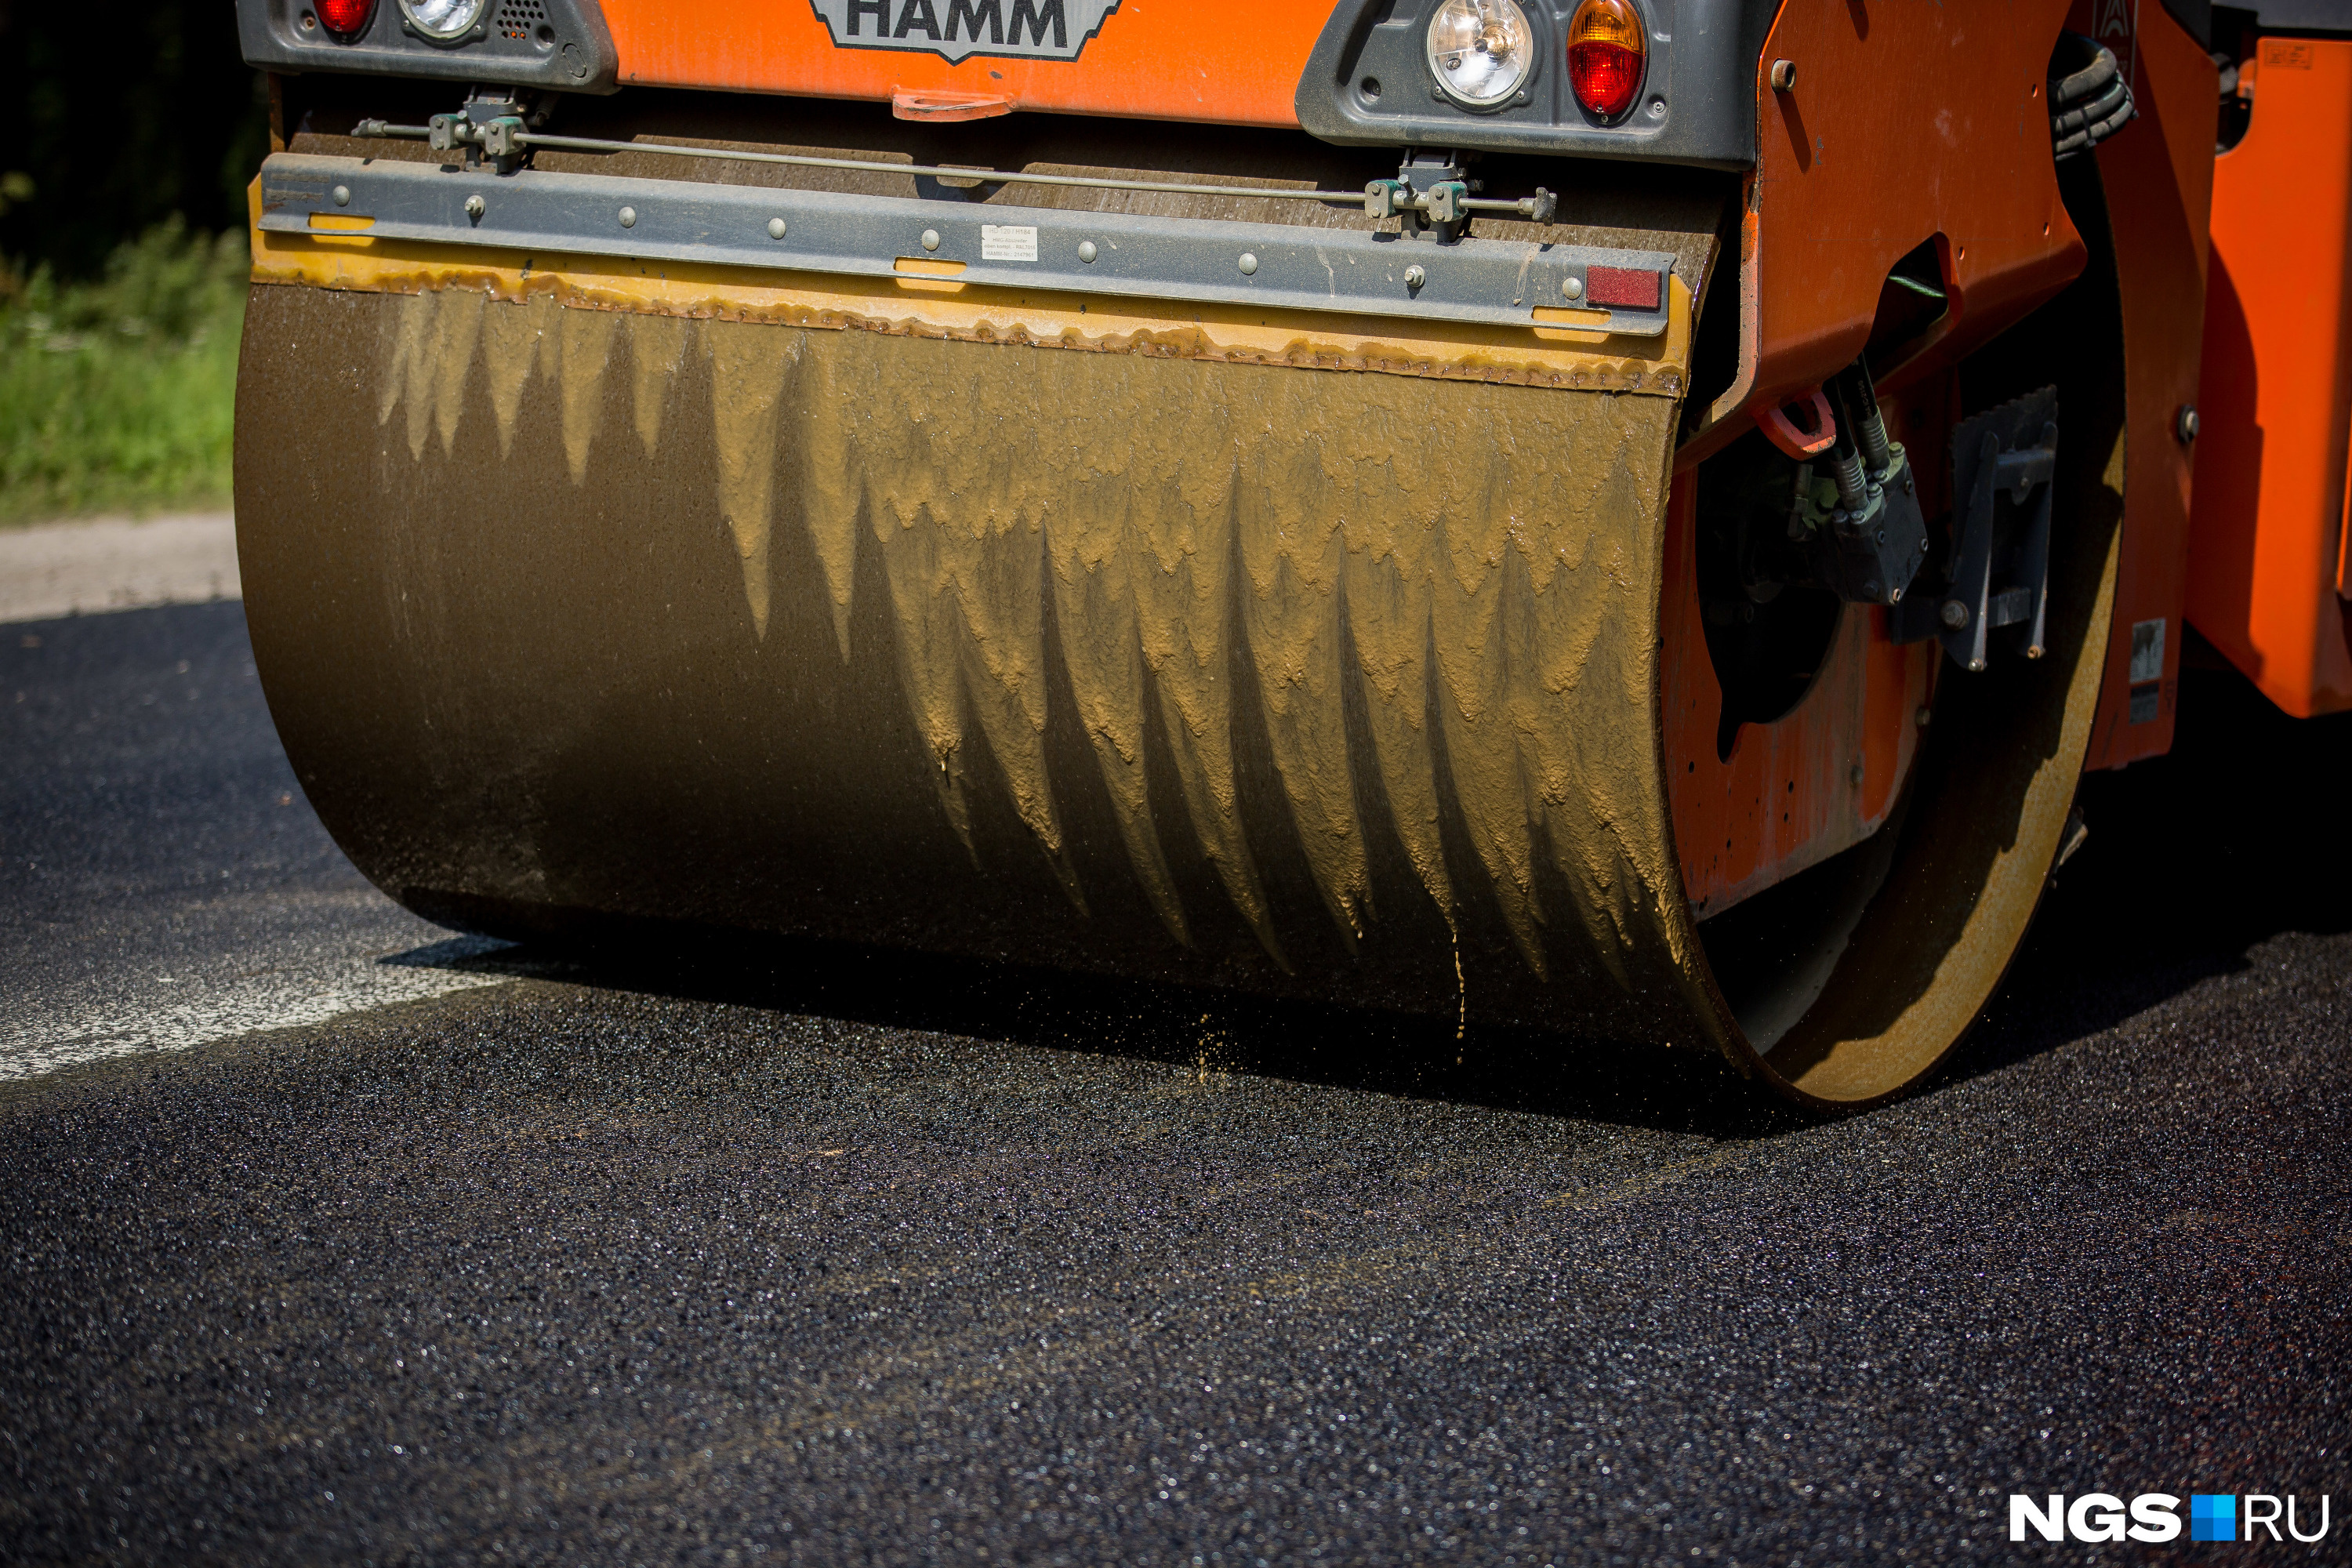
[2049,34,2136,162]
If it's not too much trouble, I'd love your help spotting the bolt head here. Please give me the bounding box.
[1940,598,1969,629]
[1404,264,1427,289]
[1077,240,1098,263]
[1967,657,1987,673]
[1915,704,1933,728]
[618,205,637,228]
[1238,252,1259,276]
[332,184,350,207]
[2176,403,2201,442]
[1770,59,1798,92]
[463,194,485,220]
[1561,275,1584,301]
[768,217,787,240]
[1849,762,1864,786]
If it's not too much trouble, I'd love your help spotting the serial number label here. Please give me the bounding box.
[981,225,1040,262]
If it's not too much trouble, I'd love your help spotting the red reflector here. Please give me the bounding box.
[1585,266,1661,310]
[317,0,376,37]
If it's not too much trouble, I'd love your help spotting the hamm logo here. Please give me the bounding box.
[809,0,1122,64]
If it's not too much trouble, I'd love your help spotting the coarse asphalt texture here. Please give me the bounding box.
[2,602,2348,1566]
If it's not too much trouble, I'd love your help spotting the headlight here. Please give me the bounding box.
[1425,0,1536,110]
[398,0,486,42]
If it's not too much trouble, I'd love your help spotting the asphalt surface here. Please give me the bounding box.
[0,603,507,1080]
[2,602,2348,1565]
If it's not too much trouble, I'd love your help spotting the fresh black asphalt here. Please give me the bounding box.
[2,604,2347,1565]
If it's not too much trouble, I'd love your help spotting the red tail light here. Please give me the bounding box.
[1568,0,1646,121]
[316,0,376,38]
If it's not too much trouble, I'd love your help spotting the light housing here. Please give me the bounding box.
[1424,0,1537,110]
[1567,0,1646,121]
[397,0,487,42]
[315,0,375,37]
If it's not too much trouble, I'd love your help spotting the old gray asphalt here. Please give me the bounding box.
[2,604,2347,1565]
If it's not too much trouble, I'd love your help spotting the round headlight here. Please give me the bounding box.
[398,0,486,41]
[1425,0,1536,110]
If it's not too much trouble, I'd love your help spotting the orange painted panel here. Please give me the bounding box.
[1737,0,2086,420]
[2078,0,2212,764]
[2186,34,2352,717]
[597,0,1329,127]
[1661,474,1935,919]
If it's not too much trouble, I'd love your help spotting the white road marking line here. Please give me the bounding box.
[0,938,517,1082]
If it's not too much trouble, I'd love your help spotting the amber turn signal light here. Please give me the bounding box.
[1567,0,1646,121]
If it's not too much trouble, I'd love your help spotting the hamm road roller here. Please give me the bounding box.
[228,0,2351,1105]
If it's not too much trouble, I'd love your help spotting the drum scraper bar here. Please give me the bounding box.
[255,152,1675,338]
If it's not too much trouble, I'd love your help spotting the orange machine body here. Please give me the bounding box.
[2072,0,2214,764]
[1668,1,2108,910]
[1661,476,1939,919]
[1700,0,2088,437]
[1670,0,2219,924]
[1705,2,2217,775]
[2187,33,2352,718]
[597,0,1328,124]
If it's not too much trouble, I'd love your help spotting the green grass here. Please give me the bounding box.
[0,220,246,526]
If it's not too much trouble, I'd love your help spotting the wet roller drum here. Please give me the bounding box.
[234,119,2118,1109]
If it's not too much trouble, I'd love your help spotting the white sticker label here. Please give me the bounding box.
[981,225,1039,262]
[2128,617,2166,684]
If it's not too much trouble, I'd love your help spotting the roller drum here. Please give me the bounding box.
[236,280,1719,1042]
[234,151,2122,1106]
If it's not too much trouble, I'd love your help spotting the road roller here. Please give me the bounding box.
[227,0,2347,1106]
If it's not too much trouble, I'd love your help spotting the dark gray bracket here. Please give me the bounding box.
[256,153,1677,336]
[1795,448,1929,608]
[1785,364,1933,608]
[236,0,620,94]
[1893,388,2059,670]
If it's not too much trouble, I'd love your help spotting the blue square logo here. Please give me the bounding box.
[2190,1494,2237,1542]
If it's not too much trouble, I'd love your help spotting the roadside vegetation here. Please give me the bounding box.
[0,220,245,525]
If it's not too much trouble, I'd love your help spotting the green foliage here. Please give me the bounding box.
[0,220,245,524]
